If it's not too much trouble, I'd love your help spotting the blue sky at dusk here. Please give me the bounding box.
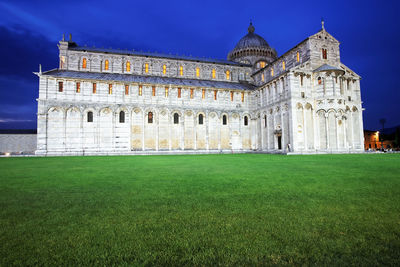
[0,0,399,130]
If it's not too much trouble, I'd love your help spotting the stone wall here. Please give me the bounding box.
[0,134,37,153]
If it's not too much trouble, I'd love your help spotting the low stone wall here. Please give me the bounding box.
[0,134,37,154]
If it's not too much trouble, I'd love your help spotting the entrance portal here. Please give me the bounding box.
[277,135,282,150]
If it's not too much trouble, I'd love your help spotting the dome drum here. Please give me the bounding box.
[227,22,277,67]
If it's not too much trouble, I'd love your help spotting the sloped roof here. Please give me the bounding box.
[41,70,256,91]
[313,64,345,74]
[69,46,249,67]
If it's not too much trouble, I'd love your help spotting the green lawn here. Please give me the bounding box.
[0,154,399,266]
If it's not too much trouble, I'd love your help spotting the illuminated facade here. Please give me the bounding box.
[35,22,364,155]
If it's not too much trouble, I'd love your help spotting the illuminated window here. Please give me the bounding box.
[139,85,142,96]
[165,87,169,97]
[105,60,109,70]
[177,88,181,98]
[296,52,300,62]
[271,68,274,77]
[190,89,194,99]
[119,111,125,123]
[212,69,216,79]
[179,66,183,76]
[230,91,234,101]
[226,70,230,80]
[145,63,149,73]
[196,67,200,77]
[58,81,63,92]
[318,77,322,85]
[258,61,266,68]
[244,116,248,126]
[125,85,129,95]
[92,83,96,94]
[202,89,205,99]
[222,115,227,125]
[152,86,156,96]
[60,56,65,69]
[148,112,153,123]
[241,92,244,102]
[108,84,112,94]
[87,111,93,123]
[282,61,285,70]
[163,64,166,75]
[262,73,265,82]
[322,48,327,59]
[76,82,80,93]
[82,58,87,69]
[126,61,131,72]
[214,90,217,100]
[198,114,204,125]
[174,113,179,124]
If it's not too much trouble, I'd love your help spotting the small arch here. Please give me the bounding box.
[87,111,93,122]
[198,114,204,125]
[148,112,153,123]
[173,113,179,124]
[222,114,227,125]
[244,116,248,126]
[119,111,125,123]
[318,77,322,85]
[104,59,109,70]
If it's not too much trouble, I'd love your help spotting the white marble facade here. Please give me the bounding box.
[35,23,364,155]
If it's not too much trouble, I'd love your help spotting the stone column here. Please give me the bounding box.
[303,107,307,151]
[142,111,145,151]
[156,112,159,151]
[325,113,329,150]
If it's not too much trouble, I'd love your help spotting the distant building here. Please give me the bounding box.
[365,126,399,150]
[35,22,364,155]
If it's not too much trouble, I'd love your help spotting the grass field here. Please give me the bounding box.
[0,154,399,265]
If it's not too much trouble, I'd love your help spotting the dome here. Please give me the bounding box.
[233,23,270,50]
[228,22,277,66]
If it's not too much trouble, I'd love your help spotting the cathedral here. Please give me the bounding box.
[35,22,364,155]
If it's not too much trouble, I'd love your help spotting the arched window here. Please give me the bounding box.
[104,60,109,70]
[270,68,274,77]
[174,113,179,124]
[257,61,266,68]
[296,52,300,62]
[198,114,203,125]
[126,61,131,72]
[244,116,248,126]
[264,115,267,128]
[119,111,125,123]
[82,58,87,69]
[196,67,200,77]
[148,112,153,123]
[322,48,327,59]
[318,77,322,85]
[222,115,227,125]
[87,111,93,122]
[212,69,216,79]
[282,61,285,70]
[163,64,167,75]
[179,66,183,76]
[262,73,265,82]
[226,70,230,80]
[145,63,149,73]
